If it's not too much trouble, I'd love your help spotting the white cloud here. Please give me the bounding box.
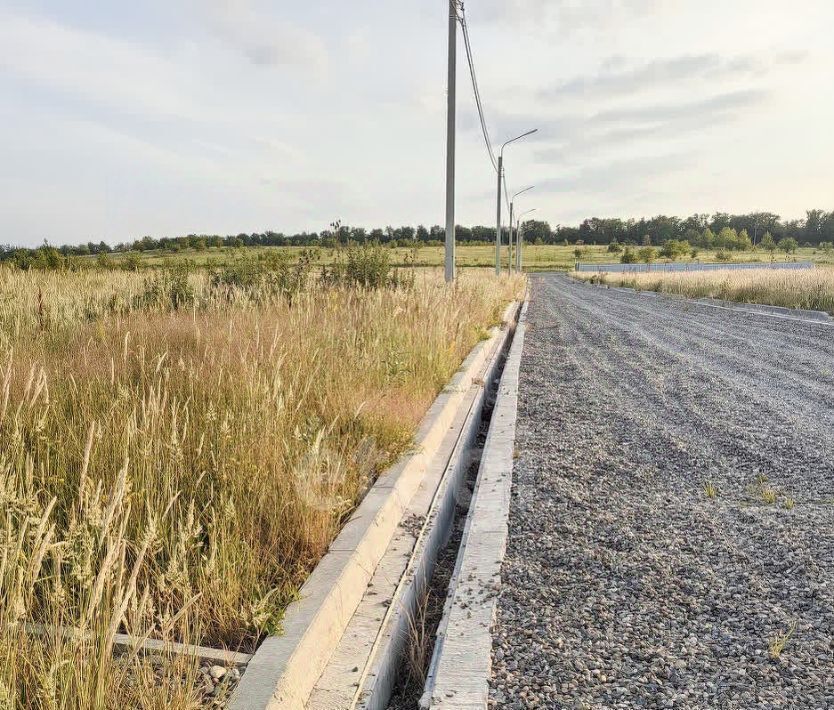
[0,12,195,118]
[201,0,328,72]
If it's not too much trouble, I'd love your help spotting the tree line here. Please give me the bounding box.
[2,210,833,268]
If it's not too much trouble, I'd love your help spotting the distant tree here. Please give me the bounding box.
[760,232,777,255]
[641,234,652,246]
[620,247,638,264]
[660,239,689,260]
[698,228,715,249]
[778,237,798,258]
[639,247,657,264]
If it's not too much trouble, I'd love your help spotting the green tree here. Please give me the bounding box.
[760,232,777,254]
[778,237,798,258]
[620,247,638,264]
[639,246,657,264]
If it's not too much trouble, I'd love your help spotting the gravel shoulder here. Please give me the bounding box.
[490,275,834,709]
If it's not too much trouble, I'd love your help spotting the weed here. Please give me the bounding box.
[761,487,778,505]
[783,496,796,510]
[768,621,797,660]
[704,481,718,499]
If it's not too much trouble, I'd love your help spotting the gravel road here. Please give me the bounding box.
[490,275,834,709]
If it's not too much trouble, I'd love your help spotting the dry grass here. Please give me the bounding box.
[0,265,523,707]
[574,267,834,315]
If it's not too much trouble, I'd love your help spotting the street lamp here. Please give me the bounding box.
[516,208,537,272]
[496,129,538,275]
[509,186,535,273]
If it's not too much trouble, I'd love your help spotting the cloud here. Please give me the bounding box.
[535,151,692,196]
[0,12,195,119]
[470,0,667,31]
[540,55,765,100]
[201,0,327,71]
[484,89,770,167]
[590,89,769,128]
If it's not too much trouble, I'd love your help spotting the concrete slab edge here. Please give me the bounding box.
[354,304,520,710]
[422,301,529,710]
[229,302,520,710]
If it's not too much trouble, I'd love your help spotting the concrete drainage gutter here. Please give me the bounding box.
[420,301,528,709]
[229,302,521,710]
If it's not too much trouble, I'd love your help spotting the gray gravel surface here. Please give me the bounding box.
[490,275,834,709]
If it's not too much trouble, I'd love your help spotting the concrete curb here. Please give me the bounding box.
[229,304,519,710]
[421,301,529,709]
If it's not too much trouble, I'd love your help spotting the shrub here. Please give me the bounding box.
[139,265,196,310]
[211,250,314,302]
[715,249,732,262]
[639,247,657,264]
[607,241,623,253]
[321,243,402,290]
[121,253,142,272]
[620,247,638,264]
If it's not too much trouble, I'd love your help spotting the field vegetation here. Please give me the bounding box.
[575,267,834,315]
[5,242,833,277]
[0,250,523,707]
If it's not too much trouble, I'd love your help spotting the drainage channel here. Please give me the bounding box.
[385,343,506,710]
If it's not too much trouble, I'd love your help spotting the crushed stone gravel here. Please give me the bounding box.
[490,275,834,709]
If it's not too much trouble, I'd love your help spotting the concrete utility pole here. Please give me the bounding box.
[495,155,503,276]
[508,197,513,274]
[496,129,538,276]
[509,186,534,275]
[444,0,458,284]
[517,207,537,271]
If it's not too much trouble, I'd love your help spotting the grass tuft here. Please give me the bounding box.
[768,622,797,660]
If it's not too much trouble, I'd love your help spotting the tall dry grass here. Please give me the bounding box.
[576,267,834,315]
[0,264,523,707]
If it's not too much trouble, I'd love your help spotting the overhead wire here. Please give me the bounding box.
[456,2,499,174]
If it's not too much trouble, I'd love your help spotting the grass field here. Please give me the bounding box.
[574,267,834,315]
[91,244,834,272]
[0,263,524,707]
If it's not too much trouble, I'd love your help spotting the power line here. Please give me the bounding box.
[457,3,499,174]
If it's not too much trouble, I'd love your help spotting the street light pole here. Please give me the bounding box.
[508,198,514,274]
[495,129,537,276]
[495,154,503,276]
[509,186,535,275]
[516,208,537,271]
[444,0,458,284]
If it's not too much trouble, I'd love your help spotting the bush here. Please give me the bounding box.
[211,250,314,302]
[715,249,732,262]
[139,266,196,310]
[608,241,623,253]
[321,243,405,290]
[639,247,657,264]
[620,247,638,264]
[121,253,142,272]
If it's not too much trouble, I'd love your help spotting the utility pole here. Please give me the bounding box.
[508,199,514,274]
[509,186,534,276]
[444,0,457,284]
[517,207,537,272]
[495,155,503,276]
[496,129,538,276]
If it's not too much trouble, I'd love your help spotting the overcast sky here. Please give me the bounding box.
[1,0,832,247]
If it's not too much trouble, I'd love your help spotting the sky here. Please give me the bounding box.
[1,0,833,247]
